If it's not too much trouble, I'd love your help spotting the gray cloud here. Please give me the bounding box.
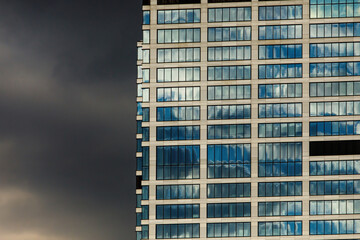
[0,1,140,239]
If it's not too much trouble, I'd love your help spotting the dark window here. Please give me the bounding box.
[310,140,360,156]
[158,0,200,4]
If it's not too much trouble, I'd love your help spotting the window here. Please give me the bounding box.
[310,22,360,38]
[142,186,149,200]
[310,81,360,97]
[310,101,360,117]
[310,42,360,58]
[259,64,302,79]
[142,225,149,240]
[310,220,360,235]
[208,85,251,100]
[143,11,150,24]
[208,46,251,61]
[142,147,149,180]
[143,108,149,122]
[157,48,200,63]
[207,183,251,198]
[208,27,251,42]
[258,221,302,236]
[309,121,360,136]
[310,0,360,18]
[137,103,142,116]
[143,30,150,44]
[309,180,360,195]
[207,203,251,218]
[208,104,251,120]
[142,69,149,83]
[310,160,360,176]
[259,83,302,99]
[157,126,200,141]
[142,127,149,141]
[258,25,302,40]
[258,201,302,216]
[259,5,302,20]
[258,103,302,118]
[136,213,142,226]
[310,200,360,215]
[158,9,200,24]
[142,205,149,220]
[143,49,150,63]
[207,144,251,179]
[156,204,200,219]
[157,106,200,121]
[158,28,200,43]
[310,140,360,156]
[258,123,302,138]
[157,67,200,82]
[259,44,302,59]
[157,87,200,102]
[258,142,302,177]
[310,62,360,77]
[207,222,251,238]
[157,146,200,180]
[156,224,200,239]
[156,185,200,200]
[208,65,251,81]
[258,181,303,197]
[207,124,251,139]
[208,7,251,22]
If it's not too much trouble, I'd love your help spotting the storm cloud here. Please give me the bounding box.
[0,1,140,239]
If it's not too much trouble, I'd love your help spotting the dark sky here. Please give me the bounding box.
[0,1,140,239]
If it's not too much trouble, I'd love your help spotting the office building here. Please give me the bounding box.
[136,0,360,239]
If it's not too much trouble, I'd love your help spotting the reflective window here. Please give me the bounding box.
[310,42,360,58]
[258,25,302,40]
[208,7,251,22]
[142,69,149,83]
[208,85,251,100]
[258,103,302,118]
[310,81,360,97]
[156,185,200,200]
[156,224,200,239]
[157,67,200,82]
[310,101,360,117]
[207,124,251,139]
[258,221,302,236]
[258,123,302,138]
[208,27,251,42]
[207,183,251,198]
[156,146,200,180]
[142,147,149,180]
[142,225,149,240]
[157,48,200,63]
[156,204,200,219]
[310,0,360,18]
[142,127,149,141]
[309,121,360,136]
[258,181,303,197]
[143,11,150,25]
[157,87,200,102]
[157,126,200,141]
[207,202,251,218]
[158,28,200,43]
[157,106,200,121]
[259,83,302,99]
[207,144,251,179]
[207,203,251,218]
[258,201,302,216]
[143,108,149,122]
[207,222,251,238]
[158,9,201,24]
[142,186,149,200]
[143,49,150,63]
[208,46,251,61]
[310,62,360,77]
[310,200,360,215]
[259,64,302,79]
[259,44,302,59]
[208,104,251,120]
[309,180,360,195]
[310,160,360,176]
[310,220,360,235]
[259,5,302,20]
[258,142,302,177]
[310,22,360,38]
[208,65,251,81]
[143,30,150,44]
[142,205,149,220]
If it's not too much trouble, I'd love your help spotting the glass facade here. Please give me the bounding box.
[136,1,360,239]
